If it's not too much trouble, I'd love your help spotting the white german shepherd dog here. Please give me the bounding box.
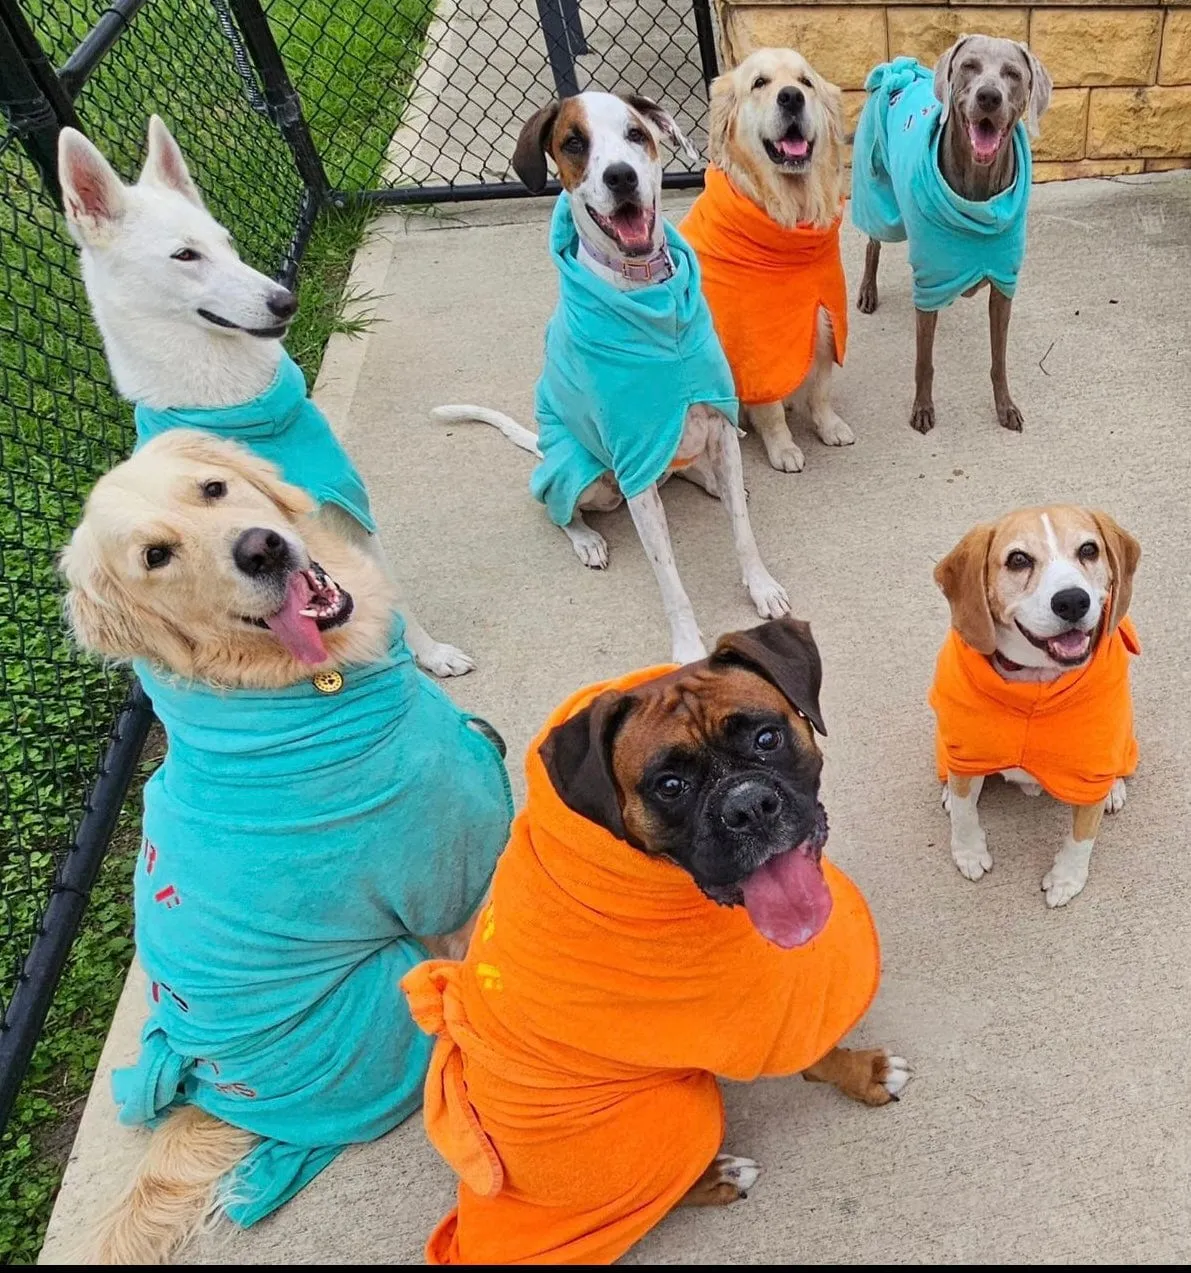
[56,115,472,677]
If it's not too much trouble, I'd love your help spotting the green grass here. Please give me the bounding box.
[0,0,432,1260]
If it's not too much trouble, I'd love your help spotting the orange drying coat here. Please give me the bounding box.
[930,619,1141,805]
[678,166,848,406]
[402,667,881,1265]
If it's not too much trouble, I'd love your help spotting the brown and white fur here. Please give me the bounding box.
[707,47,852,473]
[433,91,790,665]
[56,116,474,680]
[856,35,1051,434]
[61,431,480,1261]
[935,506,1140,907]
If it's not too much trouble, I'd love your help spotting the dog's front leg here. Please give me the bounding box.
[1043,800,1104,908]
[910,307,939,434]
[748,400,805,473]
[803,1046,910,1106]
[403,612,475,678]
[707,420,790,621]
[989,286,1023,432]
[626,484,706,664]
[947,773,991,880]
[679,1153,761,1207]
[857,238,882,314]
[803,309,855,448]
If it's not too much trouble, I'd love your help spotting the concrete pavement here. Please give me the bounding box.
[42,171,1191,1263]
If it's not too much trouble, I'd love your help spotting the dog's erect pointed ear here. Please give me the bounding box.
[139,115,204,206]
[1016,43,1053,137]
[933,35,972,127]
[707,72,737,163]
[1090,510,1141,635]
[57,128,127,245]
[622,94,700,165]
[934,524,996,655]
[512,102,561,193]
[712,617,827,737]
[539,689,637,840]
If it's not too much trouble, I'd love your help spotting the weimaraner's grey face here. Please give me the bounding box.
[934,35,1052,166]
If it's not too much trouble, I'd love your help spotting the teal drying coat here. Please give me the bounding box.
[531,194,739,526]
[134,350,376,533]
[112,622,513,1225]
[850,57,1032,311]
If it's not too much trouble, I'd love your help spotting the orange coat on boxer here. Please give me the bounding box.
[930,618,1141,805]
[402,667,881,1265]
[679,165,848,406]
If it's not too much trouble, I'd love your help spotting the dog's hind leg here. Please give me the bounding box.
[88,1106,255,1264]
[626,485,706,664]
[803,309,855,448]
[989,286,1023,432]
[748,400,804,473]
[680,1153,761,1206]
[857,238,881,314]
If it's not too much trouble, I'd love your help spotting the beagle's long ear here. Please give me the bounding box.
[58,128,127,246]
[933,35,972,127]
[539,690,637,840]
[622,94,700,164]
[139,115,204,206]
[1016,43,1053,137]
[512,102,561,193]
[707,70,738,164]
[1090,510,1141,635]
[711,617,827,737]
[934,524,996,654]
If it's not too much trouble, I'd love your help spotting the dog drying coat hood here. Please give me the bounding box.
[930,618,1140,804]
[850,58,1031,311]
[134,350,376,533]
[531,194,739,527]
[113,621,512,1226]
[679,166,848,405]
[401,667,880,1265]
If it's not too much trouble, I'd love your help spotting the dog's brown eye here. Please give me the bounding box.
[1006,550,1034,571]
[1003,65,1022,82]
[171,248,201,262]
[798,76,813,89]
[144,545,172,569]
[202,479,227,499]
[626,127,647,145]
[755,728,783,752]
[655,774,687,801]
[562,133,587,154]
[1078,540,1099,562]
[752,76,769,90]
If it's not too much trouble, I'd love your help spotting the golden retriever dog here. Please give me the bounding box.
[61,431,512,1261]
[680,47,851,474]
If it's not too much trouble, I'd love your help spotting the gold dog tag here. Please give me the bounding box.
[312,669,344,695]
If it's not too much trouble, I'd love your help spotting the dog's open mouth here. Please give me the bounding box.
[1015,619,1093,666]
[738,803,832,949]
[244,562,353,665]
[586,202,655,256]
[764,124,813,171]
[198,308,290,339]
[967,117,1007,165]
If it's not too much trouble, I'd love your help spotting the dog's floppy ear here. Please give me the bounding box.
[622,94,700,165]
[712,617,827,737]
[707,71,738,163]
[57,128,127,246]
[934,524,996,655]
[512,102,561,193]
[139,115,204,206]
[1090,510,1141,635]
[539,689,637,839]
[1016,43,1052,137]
[933,35,972,127]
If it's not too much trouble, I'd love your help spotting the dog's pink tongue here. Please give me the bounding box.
[776,136,809,159]
[739,848,833,949]
[969,121,1003,162]
[263,571,328,665]
[1048,629,1091,660]
[613,206,652,251]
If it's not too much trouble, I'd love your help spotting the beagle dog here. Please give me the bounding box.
[931,506,1141,907]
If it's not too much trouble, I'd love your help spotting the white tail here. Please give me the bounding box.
[86,1107,255,1264]
[430,404,542,457]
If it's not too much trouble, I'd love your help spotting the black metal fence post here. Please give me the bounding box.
[691,0,720,89]
[536,0,587,99]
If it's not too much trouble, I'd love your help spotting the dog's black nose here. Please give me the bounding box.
[602,162,638,195]
[267,289,298,320]
[1051,587,1091,623]
[234,528,290,577]
[777,86,805,113]
[975,85,1003,113]
[721,781,782,833]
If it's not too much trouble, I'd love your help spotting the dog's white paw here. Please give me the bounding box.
[882,1053,912,1099]
[1019,781,1043,797]
[709,1154,760,1194]
[767,441,805,473]
[569,526,609,570]
[940,783,950,814]
[1105,778,1127,814]
[952,828,991,881]
[417,642,475,678]
[1042,861,1089,908]
[815,413,855,447]
[746,572,791,620]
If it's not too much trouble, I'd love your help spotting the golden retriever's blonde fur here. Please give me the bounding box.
[709,46,845,230]
[61,430,395,688]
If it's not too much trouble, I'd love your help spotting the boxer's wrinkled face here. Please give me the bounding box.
[540,617,834,949]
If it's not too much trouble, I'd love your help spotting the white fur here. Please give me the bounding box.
[1042,834,1094,908]
[947,774,991,881]
[882,1054,912,1098]
[708,1154,761,1193]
